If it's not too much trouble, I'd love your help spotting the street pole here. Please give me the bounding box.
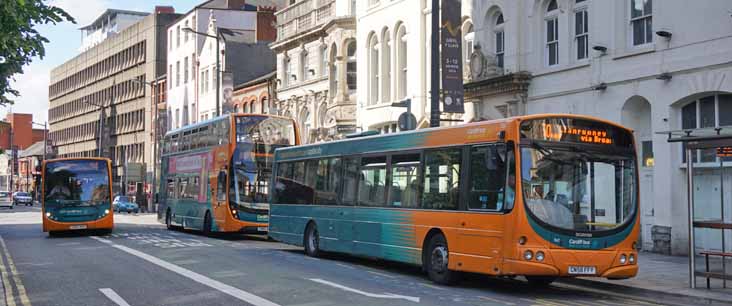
[151,80,157,213]
[215,30,221,117]
[43,122,47,161]
[430,0,441,128]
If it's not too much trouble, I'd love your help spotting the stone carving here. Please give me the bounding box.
[469,44,502,82]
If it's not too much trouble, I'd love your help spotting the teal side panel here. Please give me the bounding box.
[352,208,419,265]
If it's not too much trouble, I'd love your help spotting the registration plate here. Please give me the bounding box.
[568,266,596,275]
[257,227,268,232]
[69,224,87,230]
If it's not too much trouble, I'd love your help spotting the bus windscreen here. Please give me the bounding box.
[44,160,111,222]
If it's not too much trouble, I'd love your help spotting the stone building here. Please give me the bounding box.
[272,0,357,143]
[48,7,180,193]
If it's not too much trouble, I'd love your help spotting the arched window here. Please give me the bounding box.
[368,33,379,105]
[381,28,391,103]
[251,99,258,113]
[494,13,505,68]
[329,45,338,99]
[300,107,311,143]
[462,21,474,67]
[346,40,357,93]
[244,102,250,113]
[395,25,407,99]
[681,93,732,163]
[545,0,560,66]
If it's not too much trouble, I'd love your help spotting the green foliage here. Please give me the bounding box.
[0,0,74,105]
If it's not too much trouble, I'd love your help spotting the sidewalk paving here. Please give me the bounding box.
[562,251,732,305]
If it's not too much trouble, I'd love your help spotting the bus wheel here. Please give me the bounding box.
[304,223,320,257]
[425,234,458,285]
[526,276,556,287]
[202,211,212,236]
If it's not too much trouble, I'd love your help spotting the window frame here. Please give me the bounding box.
[630,0,653,47]
[545,2,560,67]
[680,93,732,165]
[574,3,589,61]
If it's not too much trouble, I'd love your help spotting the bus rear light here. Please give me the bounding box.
[535,251,545,262]
[619,254,627,264]
[523,250,533,260]
[519,236,527,245]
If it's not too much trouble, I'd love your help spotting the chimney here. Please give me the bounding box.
[226,0,247,9]
[256,7,277,42]
[155,6,175,14]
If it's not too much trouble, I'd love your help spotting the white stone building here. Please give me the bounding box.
[272,0,357,144]
[355,0,472,134]
[166,0,284,129]
[464,0,732,255]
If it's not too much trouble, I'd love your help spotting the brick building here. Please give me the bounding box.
[0,113,46,151]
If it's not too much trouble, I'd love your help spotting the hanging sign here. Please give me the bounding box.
[440,0,465,113]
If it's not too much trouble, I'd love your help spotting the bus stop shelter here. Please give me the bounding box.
[664,126,732,289]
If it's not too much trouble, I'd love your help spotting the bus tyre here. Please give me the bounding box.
[304,223,320,257]
[203,211,212,236]
[526,276,556,287]
[425,234,458,285]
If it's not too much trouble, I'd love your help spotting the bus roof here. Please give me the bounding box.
[274,114,630,162]
[164,113,296,137]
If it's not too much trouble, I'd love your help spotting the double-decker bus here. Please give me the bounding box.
[42,158,114,235]
[158,114,298,234]
[269,114,639,285]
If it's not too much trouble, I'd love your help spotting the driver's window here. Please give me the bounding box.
[217,168,227,201]
[468,144,507,211]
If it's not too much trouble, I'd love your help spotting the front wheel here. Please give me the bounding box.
[304,223,320,257]
[424,233,459,285]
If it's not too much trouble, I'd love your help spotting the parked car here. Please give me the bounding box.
[0,191,12,209]
[113,196,139,213]
[12,192,33,206]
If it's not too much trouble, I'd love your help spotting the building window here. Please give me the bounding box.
[321,46,328,77]
[175,108,180,129]
[261,97,269,114]
[184,57,189,84]
[184,20,189,42]
[204,70,209,93]
[395,26,407,99]
[381,29,391,103]
[681,93,732,163]
[631,0,652,46]
[168,64,172,89]
[462,21,474,67]
[176,25,180,47]
[168,30,172,50]
[368,34,379,105]
[176,61,180,86]
[301,50,310,82]
[545,0,559,67]
[200,71,205,94]
[284,56,291,87]
[575,1,589,60]
[347,40,357,93]
[494,14,505,68]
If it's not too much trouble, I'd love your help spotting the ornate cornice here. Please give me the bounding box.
[464,72,532,99]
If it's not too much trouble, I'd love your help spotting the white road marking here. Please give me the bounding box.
[0,236,31,306]
[308,278,420,303]
[90,237,280,306]
[99,288,131,306]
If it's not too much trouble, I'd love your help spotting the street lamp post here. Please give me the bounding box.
[183,27,222,117]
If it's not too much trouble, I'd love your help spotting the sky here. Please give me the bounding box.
[4,0,202,124]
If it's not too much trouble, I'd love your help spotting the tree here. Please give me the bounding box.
[0,0,74,105]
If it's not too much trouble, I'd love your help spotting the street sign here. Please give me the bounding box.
[398,112,417,131]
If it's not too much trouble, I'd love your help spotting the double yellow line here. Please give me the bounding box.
[0,235,31,306]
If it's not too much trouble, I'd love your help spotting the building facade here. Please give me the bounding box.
[0,113,46,151]
[17,141,45,195]
[272,0,357,143]
[166,0,285,129]
[48,7,180,193]
[355,0,472,134]
[464,0,732,255]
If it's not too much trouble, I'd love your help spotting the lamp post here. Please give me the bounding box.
[183,27,222,117]
[130,78,158,213]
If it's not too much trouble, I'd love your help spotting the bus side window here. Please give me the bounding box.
[314,158,340,205]
[341,158,359,206]
[422,148,461,210]
[389,154,421,208]
[467,144,507,211]
[358,156,387,207]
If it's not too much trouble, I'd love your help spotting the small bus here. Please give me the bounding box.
[42,158,114,235]
[269,114,639,285]
[158,114,298,234]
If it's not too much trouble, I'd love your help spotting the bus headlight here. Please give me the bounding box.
[619,254,627,264]
[535,251,545,262]
[629,254,636,264]
[104,209,110,215]
[45,212,51,218]
[523,250,533,261]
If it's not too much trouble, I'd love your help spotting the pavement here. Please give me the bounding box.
[0,204,728,306]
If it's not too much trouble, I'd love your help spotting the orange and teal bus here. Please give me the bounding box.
[158,114,298,234]
[269,114,639,285]
[42,158,114,235]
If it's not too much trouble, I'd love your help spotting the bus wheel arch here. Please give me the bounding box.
[303,220,320,257]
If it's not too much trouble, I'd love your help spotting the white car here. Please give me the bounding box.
[12,192,33,206]
[0,191,13,209]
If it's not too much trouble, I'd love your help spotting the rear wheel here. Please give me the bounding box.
[424,233,459,285]
[526,276,556,287]
[303,223,320,257]
[202,211,212,236]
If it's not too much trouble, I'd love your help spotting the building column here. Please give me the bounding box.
[336,55,348,104]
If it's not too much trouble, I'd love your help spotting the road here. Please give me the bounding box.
[0,204,668,306]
